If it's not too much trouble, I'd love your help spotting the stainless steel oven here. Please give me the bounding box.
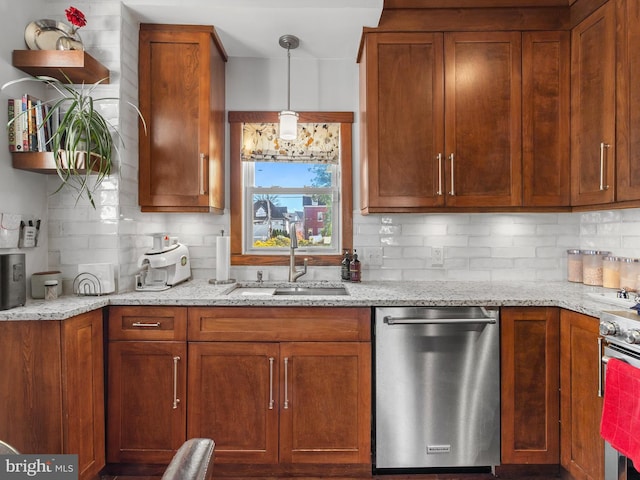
[599,311,640,480]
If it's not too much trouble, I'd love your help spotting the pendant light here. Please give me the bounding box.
[278,34,299,141]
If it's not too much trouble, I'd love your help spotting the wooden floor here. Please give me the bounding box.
[103,472,559,480]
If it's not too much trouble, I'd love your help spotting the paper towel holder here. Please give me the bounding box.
[209,230,235,285]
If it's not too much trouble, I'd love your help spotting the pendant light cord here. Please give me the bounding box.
[287,46,291,111]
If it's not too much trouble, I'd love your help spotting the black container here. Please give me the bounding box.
[0,253,26,310]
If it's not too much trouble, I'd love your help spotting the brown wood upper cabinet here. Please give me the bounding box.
[522,31,571,207]
[0,311,105,480]
[571,2,616,206]
[359,31,526,212]
[616,0,640,203]
[138,24,226,213]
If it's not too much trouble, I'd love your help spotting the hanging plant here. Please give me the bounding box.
[3,74,146,207]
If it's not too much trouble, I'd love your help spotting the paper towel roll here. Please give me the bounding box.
[216,236,230,282]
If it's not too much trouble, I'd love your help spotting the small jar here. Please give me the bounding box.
[619,258,640,292]
[602,256,620,289]
[582,250,611,286]
[44,279,59,300]
[567,249,584,282]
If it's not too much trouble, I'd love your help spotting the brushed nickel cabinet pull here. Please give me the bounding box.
[172,356,180,409]
[600,142,610,191]
[283,357,289,410]
[199,153,208,195]
[132,322,161,328]
[268,357,275,410]
[449,153,455,196]
[436,153,443,196]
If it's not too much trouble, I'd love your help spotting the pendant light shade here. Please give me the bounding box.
[278,34,299,140]
[278,110,298,140]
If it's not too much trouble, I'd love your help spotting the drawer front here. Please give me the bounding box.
[109,306,187,341]
[188,307,371,342]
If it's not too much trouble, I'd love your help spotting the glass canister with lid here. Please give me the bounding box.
[619,257,640,291]
[582,250,611,286]
[567,249,584,283]
[602,256,621,289]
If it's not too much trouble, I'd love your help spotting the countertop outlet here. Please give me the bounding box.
[432,246,444,266]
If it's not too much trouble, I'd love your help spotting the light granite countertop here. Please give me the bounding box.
[1,278,638,321]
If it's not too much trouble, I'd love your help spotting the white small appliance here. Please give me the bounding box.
[136,234,191,291]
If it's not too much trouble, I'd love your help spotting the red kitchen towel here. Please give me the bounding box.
[600,357,640,465]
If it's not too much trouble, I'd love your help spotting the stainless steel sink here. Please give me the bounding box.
[273,286,348,296]
[226,284,348,296]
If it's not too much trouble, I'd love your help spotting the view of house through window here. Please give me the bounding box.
[241,122,341,254]
[244,161,339,253]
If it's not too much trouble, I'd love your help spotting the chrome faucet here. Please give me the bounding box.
[287,219,307,282]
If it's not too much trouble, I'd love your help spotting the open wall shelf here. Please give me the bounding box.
[12,50,110,84]
[12,151,101,174]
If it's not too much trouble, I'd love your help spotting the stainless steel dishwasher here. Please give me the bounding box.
[374,306,500,471]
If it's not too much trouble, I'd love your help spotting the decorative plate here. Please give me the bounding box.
[24,19,82,50]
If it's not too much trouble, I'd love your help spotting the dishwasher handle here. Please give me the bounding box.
[383,316,497,325]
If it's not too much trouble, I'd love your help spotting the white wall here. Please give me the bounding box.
[2,0,639,292]
[0,0,49,282]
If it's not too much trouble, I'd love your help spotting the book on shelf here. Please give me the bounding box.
[7,99,16,152]
[7,95,57,153]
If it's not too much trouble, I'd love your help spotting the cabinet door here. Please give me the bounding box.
[62,311,105,480]
[107,341,186,464]
[616,0,640,202]
[444,32,522,207]
[522,31,570,207]
[0,321,63,455]
[187,342,280,464]
[139,25,225,213]
[570,2,616,206]
[560,310,604,480]
[279,342,371,465]
[501,307,559,464]
[360,32,445,212]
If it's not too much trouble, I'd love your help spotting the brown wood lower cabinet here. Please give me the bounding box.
[187,307,372,476]
[0,310,105,480]
[500,307,560,464]
[560,309,604,480]
[107,306,188,465]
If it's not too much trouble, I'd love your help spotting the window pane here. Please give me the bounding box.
[250,193,334,250]
[254,162,333,188]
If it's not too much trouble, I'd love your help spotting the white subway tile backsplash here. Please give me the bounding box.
[402,223,448,236]
[39,0,640,291]
[353,210,640,282]
[492,246,537,258]
[469,258,514,269]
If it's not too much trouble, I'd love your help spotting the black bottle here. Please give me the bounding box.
[350,250,361,283]
[341,249,351,281]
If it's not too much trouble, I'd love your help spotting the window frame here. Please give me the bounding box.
[229,111,354,266]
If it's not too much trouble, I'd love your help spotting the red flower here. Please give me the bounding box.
[65,6,87,29]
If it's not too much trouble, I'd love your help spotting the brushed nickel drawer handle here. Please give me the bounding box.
[173,356,180,409]
[132,322,161,328]
[283,357,289,410]
[268,357,275,410]
[449,153,455,196]
[437,153,443,196]
[599,142,610,191]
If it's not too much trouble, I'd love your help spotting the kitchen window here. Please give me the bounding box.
[229,111,353,266]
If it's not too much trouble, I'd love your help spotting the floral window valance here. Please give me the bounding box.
[241,122,340,163]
